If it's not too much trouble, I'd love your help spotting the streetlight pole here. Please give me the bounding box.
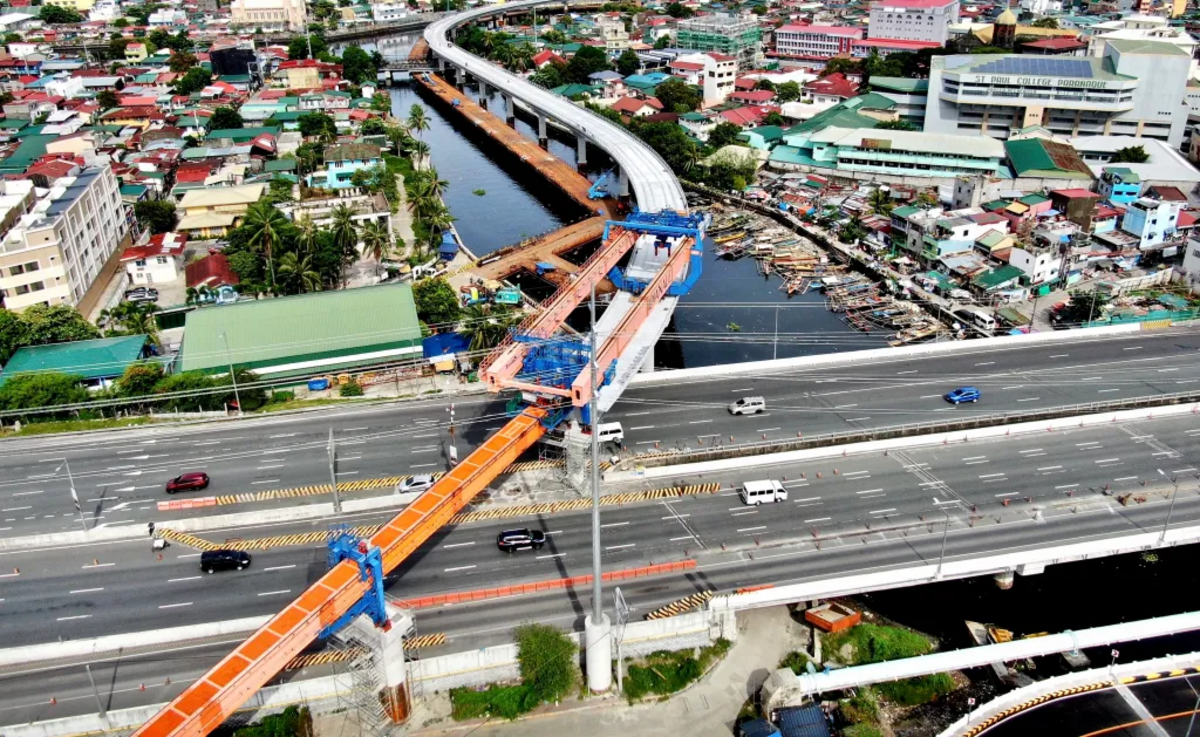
[1157,468,1179,545]
[1184,675,1199,737]
[219,331,242,417]
[583,280,612,694]
[328,429,342,514]
[773,304,779,360]
[55,458,86,530]
[935,507,951,580]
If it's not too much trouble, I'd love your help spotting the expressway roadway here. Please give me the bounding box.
[1,327,1198,538]
[5,409,1200,723]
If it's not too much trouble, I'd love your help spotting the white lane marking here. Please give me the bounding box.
[1157,368,1179,373]
[855,489,884,495]
[737,526,767,533]
[159,602,193,609]
[263,564,297,572]
[1081,376,1102,381]
[962,456,987,462]
[82,562,115,569]
[1173,468,1197,474]
[1113,476,1138,482]
[1050,354,1069,358]
[1020,448,1045,454]
[846,417,872,423]
[793,497,821,503]
[1095,458,1121,464]
[1017,397,1040,402]
[57,615,92,621]
[964,460,989,466]
[11,490,43,497]
[1037,466,1063,471]
[979,473,1006,479]
[411,463,438,468]
[834,403,858,409]
[630,425,655,431]
[268,433,297,439]
[257,590,292,596]
[411,432,439,439]
[69,588,104,594]
[920,394,941,399]
[728,387,754,392]
[662,514,691,520]
[896,370,918,375]
[805,517,831,523]
[975,361,994,366]
[1098,389,1120,393]
[257,464,285,470]
[1001,385,1024,390]
[688,419,713,425]
[194,440,221,446]
[1,506,31,512]
[842,470,871,477]
[168,576,202,582]
[537,553,566,559]
[870,508,897,514]
[443,542,475,549]
[995,492,1020,498]
[635,440,661,445]
[731,510,758,516]
[1124,346,1143,351]
[335,471,359,476]
[251,479,280,485]
[1055,484,1079,490]
[605,543,635,550]
[343,427,368,432]
[443,566,476,573]
[669,536,694,542]
[177,553,201,559]
[757,427,781,433]
[601,521,630,528]
[625,411,651,416]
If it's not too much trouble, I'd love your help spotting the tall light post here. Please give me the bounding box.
[1184,675,1199,737]
[583,281,612,694]
[1157,468,1179,545]
[48,457,86,530]
[935,507,951,580]
[773,304,779,360]
[218,331,243,417]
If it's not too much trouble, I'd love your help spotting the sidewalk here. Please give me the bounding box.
[407,606,807,737]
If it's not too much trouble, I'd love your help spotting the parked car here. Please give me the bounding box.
[945,387,981,404]
[200,549,251,573]
[124,287,159,299]
[125,292,159,304]
[166,472,210,494]
[399,474,435,493]
[496,528,546,553]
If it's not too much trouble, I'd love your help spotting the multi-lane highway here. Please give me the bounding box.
[2,328,1198,538]
[5,406,1200,724]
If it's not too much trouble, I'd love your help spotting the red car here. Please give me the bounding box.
[166,472,210,494]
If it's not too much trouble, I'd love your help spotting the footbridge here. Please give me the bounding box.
[131,3,694,735]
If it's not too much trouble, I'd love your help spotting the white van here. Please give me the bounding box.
[729,396,766,415]
[739,479,787,505]
[596,422,624,444]
[959,307,997,333]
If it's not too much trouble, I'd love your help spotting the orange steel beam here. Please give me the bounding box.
[570,237,697,407]
[482,228,640,393]
[133,408,548,737]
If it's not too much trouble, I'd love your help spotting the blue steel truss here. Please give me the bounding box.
[319,525,389,639]
[504,334,616,428]
[606,209,708,297]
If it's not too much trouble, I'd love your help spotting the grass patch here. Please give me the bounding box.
[823,623,934,665]
[876,673,955,706]
[779,650,811,675]
[254,397,380,413]
[449,684,537,721]
[843,725,884,737]
[623,639,730,702]
[0,416,161,436]
[842,688,880,723]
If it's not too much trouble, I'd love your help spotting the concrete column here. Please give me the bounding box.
[576,135,588,169]
[479,81,488,108]
[504,93,515,125]
[640,343,654,373]
[438,56,446,73]
[617,166,630,198]
[537,113,548,148]
[994,571,1015,590]
[348,604,414,723]
[584,613,613,693]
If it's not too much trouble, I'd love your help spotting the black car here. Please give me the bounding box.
[200,549,252,573]
[496,528,546,553]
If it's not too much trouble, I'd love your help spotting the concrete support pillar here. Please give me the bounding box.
[479,81,488,108]
[584,613,613,693]
[616,166,630,198]
[576,135,588,169]
[438,56,446,73]
[348,605,413,724]
[994,571,1015,590]
[537,113,548,148]
[640,343,654,373]
[504,93,515,125]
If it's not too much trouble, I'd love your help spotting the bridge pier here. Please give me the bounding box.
[349,605,413,724]
[994,571,1015,590]
[504,93,515,126]
[616,166,631,198]
[537,113,548,148]
[576,135,588,170]
[478,80,488,108]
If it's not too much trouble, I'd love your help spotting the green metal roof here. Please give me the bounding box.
[205,126,280,141]
[1019,193,1050,205]
[180,285,422,374]
[1005,138,1092,179]
[972,264,1024,289]
[786,93,895,134]
[868,77,929,94]
[891,205,920,218]
[0,134,57,173]
[264,159,297,172]
[0,335,148,384]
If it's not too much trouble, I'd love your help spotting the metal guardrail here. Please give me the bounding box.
[614,389,1200,471]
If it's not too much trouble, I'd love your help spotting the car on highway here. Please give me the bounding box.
[399,474,435,494]
[166,472,210,494]
[200,549,251,573]
[496,528,546,553]
[728,396,766,415]
[945,387,981,404]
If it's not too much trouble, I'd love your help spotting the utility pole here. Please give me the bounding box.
[219,332,242,417]
[57,459,86,530]
[773,304,779,360]
[85,664,110,728]
[583,280,612,693]
[328,429,342,514]
[1157,468,1179,545]
[935,507,950,580]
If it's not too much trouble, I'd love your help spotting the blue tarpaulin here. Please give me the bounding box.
[422,332,471,360]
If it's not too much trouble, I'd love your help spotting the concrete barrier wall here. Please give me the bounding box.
[626,324,1140,388]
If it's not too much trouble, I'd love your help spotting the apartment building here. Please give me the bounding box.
[925,42,1190,147]
[0,167,128,313]
[676,14,763,69]
[773,25,863,58]
[671,51,738,105]
[868,0,960,45]
[230,0,307,32]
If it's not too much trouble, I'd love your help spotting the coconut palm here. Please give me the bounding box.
[100,301,161,347]
[360,220,393,274]
[384,121,409,153]
[458,303,520,352]
[868,188,893,216]
[277,251,321,294]
[490,43,514,68]
[409,139,430,168]
[330,203,360,281]
[296,214,319,257]
[509,43,535,73]
[241,201,289,287]
[407,104,430,141]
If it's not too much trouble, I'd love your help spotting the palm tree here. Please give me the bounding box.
[277,251,321,294]
[296,214,319,257]
[409,139,430,168]
[420,168,449,200]
[330,203,359,282]
[509,43,535,73]
[458,303,520,352]
[100,302,161,347]
[490,43,514,68]
[384,121,409,153]
[360,220,393,274]
[241,201,288,287]
[407,104,430,141]
[868,188,893,216]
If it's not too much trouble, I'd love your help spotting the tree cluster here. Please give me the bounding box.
[134,200,178,234]
[0,305,100,366]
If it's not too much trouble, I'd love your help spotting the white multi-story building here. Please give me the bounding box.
[0,167,127,313]
[87,0,119,22]
[672,51,738,105]
[597,15,630,52]
[230,0,306,32]
[372,3,410,22]
[925,41,1191,148]
[147,8,187,26]
[773,24,863,58]
[868,0,959,45]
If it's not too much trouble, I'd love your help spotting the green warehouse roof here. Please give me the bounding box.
[180,285,422,375]
[0,335,149,385]
[1004,138,1093,180]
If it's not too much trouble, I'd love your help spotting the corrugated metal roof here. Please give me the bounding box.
[0,335,148,385]
[180,285,421,373]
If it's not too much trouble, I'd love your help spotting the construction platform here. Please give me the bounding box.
[473,218,614,293]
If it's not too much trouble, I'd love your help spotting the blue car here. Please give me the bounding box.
[945,387,981,404]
